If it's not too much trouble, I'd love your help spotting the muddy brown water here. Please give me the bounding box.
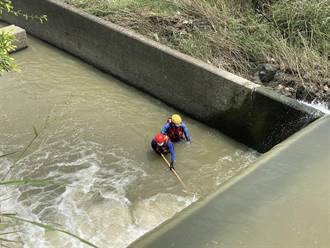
[0,34,258,247]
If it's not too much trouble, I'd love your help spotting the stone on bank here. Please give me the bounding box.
[0,24,28,52]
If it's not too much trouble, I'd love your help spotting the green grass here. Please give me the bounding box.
[67,0,178,16]
[64,0,329,102]
[271,0,330,55]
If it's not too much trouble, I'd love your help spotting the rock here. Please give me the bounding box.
[0,25,28,53]
[153,33,160,42]
[296,84,318,102]
[295,85,306,100]
[258,63,279,84]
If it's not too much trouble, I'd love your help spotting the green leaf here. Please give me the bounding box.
[0,179,55,186]
[33,126,39,137]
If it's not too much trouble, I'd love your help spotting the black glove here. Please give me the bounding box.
[170,161,174,170]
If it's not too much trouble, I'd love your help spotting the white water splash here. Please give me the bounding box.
[215,149,259,186]
[0,136,199,248]
[299,100,330,114]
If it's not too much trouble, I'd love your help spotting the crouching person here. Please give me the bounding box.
[151,133,175,169]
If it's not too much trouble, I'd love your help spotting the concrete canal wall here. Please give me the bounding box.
[1,0,323,152]
[129,115,330,248]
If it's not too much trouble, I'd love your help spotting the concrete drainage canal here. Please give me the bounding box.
[0,1,327,247]
[1,32,260,247]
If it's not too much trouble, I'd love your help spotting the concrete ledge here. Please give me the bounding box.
[1,0,323,152]
[0,24,28,52]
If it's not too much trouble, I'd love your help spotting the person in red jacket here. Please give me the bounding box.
[151,133,175,169]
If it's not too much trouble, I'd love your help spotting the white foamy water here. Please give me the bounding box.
[1,146,196,248]
[0,34,258,247]
[215,149,259,186]
[299,100,330,114]
[1,138,197,248]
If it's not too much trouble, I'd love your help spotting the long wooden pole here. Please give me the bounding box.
[161,153,187,190]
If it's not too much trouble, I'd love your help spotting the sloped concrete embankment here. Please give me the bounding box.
[1,0,323,152]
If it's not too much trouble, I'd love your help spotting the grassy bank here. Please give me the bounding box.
[65,0,329,105]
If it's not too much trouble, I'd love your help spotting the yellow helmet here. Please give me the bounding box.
[171,114,182,125]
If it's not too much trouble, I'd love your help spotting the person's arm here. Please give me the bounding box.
[161,122,170,134]
[182,123,191,142]
[168,140,175,166]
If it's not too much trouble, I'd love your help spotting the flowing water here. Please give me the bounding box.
[0,35,258,247]
[299,100,330,114]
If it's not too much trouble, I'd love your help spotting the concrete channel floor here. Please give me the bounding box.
[130,115,330,248]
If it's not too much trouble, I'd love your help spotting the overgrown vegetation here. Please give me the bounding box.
[65,0,330,104]
[0,0,47,75]
[0,30,16,74]
[0,0,17,75]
